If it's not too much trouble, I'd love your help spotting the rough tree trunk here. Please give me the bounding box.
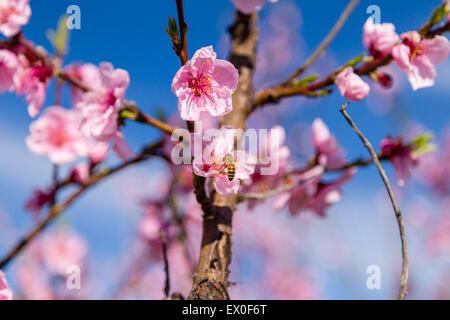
[187,12,258,300]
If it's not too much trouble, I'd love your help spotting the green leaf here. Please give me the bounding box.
[410,132,437,156]
[429,3,449,27]
[46,16,69,55]
[344,53,365,68]
[119,109,138,120]
[292,73,318,87]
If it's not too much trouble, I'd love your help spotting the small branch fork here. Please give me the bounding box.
[340,103,408,300]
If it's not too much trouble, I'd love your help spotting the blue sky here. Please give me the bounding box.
[0,0,449,299]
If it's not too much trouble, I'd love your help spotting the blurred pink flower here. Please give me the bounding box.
[336,66,370,101]
[392,31,450,90]
[417,129,450,195]
[24,187,54,217]
[26,106,89,164]
[230,0,279,14]
[0,49,20,92]
[243,125,291,208]
[312,118,346,170]
[171,46,238,121]
[16,64,53,117]
[193,126,255,196]
[40,228,88,275]
[363,18,399,58]
[428,213,450,255]
[16,262,54,300]
[139,211,162,241]
[112,131,134,161]
[276,166,355,217]
[88,141,109,165]
[0,0,31,37]
[69,163,90,184]
[381,136,418,186]
[0,270,13,300]
[65,63,101,105]
[264,265,319,299]
[76,62,129,141]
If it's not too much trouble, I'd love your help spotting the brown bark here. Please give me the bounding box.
[187,12,258,300]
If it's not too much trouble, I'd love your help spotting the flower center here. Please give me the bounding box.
[31,66,53,83]
[188,73,212,97]
[0,8,17,23]
[50,130,69,147]
[403,37,425,62]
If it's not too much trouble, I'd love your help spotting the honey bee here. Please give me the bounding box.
[225,154,236,182]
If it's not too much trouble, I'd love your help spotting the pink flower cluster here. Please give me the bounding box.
[230,0,279,14]
[0,45,53,117]
[337,17,450,100]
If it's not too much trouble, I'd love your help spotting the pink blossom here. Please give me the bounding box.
[276,166,355,217]
[69,163,90,184]
[0,0,31,37]
[417,129,450,195]
[112,131,134,161]
[26,106,89,164]
[312,118,346,170]
[24,187,54,217]
[336,66,370,101]
[363,18,399,57]
[16,64,53,117]
[0,270,13,300]
[65,63,101,105]
[242,125,291,208]
[40,228,88,275]
[88,141,109,165]
[230,0,279,14]
[171,46,238,121]
[139,211,161,241]
[0,49,20,92]
[76,62,129,141]
[193,126,255,196]
[381,136,418,186]
[392,31,450,90]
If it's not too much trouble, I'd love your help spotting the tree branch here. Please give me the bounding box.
[187,11,259,300]
[0,143,166,269]
[159,229,171,299]
[279,0,360,86]
[0,34,176,135]
[253,11,450,110]
[339,102,408,300]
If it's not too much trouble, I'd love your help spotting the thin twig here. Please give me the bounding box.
[340,102,408,300]
[0,144,166,269]
[280,0,360,86]
[175,0,188,65]
[159,229,171,299]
